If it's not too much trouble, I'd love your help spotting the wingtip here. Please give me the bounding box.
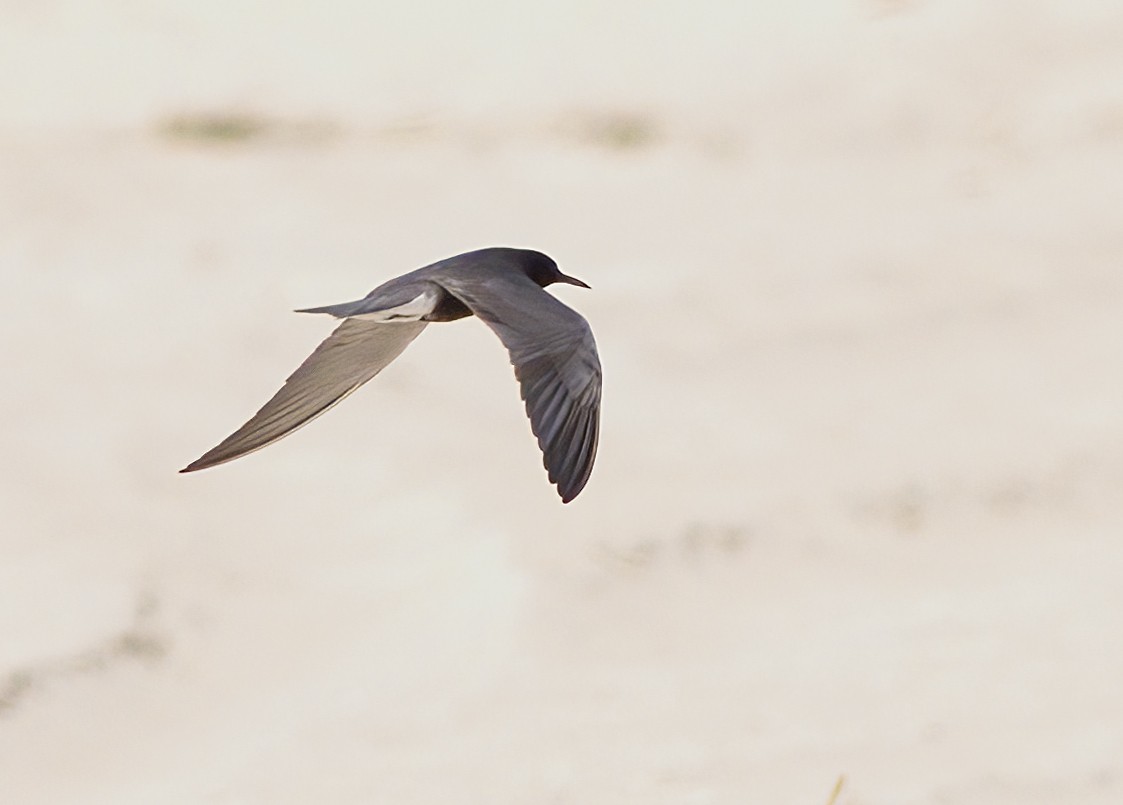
[179,456,215,473]
[557,481,584,504]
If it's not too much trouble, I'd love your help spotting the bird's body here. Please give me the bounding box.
[181,247,601,502]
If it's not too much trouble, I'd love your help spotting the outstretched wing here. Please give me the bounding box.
[437,273,601,502]
[181,319,427,472]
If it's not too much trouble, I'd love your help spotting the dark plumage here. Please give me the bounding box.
[181,247,601,502]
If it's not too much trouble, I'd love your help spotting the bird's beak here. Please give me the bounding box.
[558,272,591,289]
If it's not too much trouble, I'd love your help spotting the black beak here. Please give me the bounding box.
[558,272,591,289]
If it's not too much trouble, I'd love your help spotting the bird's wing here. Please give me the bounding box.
[181,319,427,472]
[436,273,601,502]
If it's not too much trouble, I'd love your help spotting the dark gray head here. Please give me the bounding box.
[518,249,591,290]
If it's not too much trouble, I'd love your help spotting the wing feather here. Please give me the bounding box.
[181,319,426,472]
[437,273,601,502]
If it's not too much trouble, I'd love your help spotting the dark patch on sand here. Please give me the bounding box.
[157,112,339,145]
[0,591,168,718]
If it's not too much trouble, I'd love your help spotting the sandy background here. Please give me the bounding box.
[2,1,1122,802]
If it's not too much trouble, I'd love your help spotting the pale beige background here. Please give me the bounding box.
[2,1,1122,803]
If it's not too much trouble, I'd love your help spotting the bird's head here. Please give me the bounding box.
[521,249,590,290]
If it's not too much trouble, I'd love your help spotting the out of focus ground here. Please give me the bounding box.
[1,2,1122,803]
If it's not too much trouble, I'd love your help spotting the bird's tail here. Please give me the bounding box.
[294,299,368,318]
[296,288,437,323]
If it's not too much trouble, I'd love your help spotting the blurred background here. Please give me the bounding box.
[2,1,1122,802]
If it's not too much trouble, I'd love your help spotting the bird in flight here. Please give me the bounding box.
[181,247,601,502]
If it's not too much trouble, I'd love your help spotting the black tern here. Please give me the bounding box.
[181,247,601,502]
